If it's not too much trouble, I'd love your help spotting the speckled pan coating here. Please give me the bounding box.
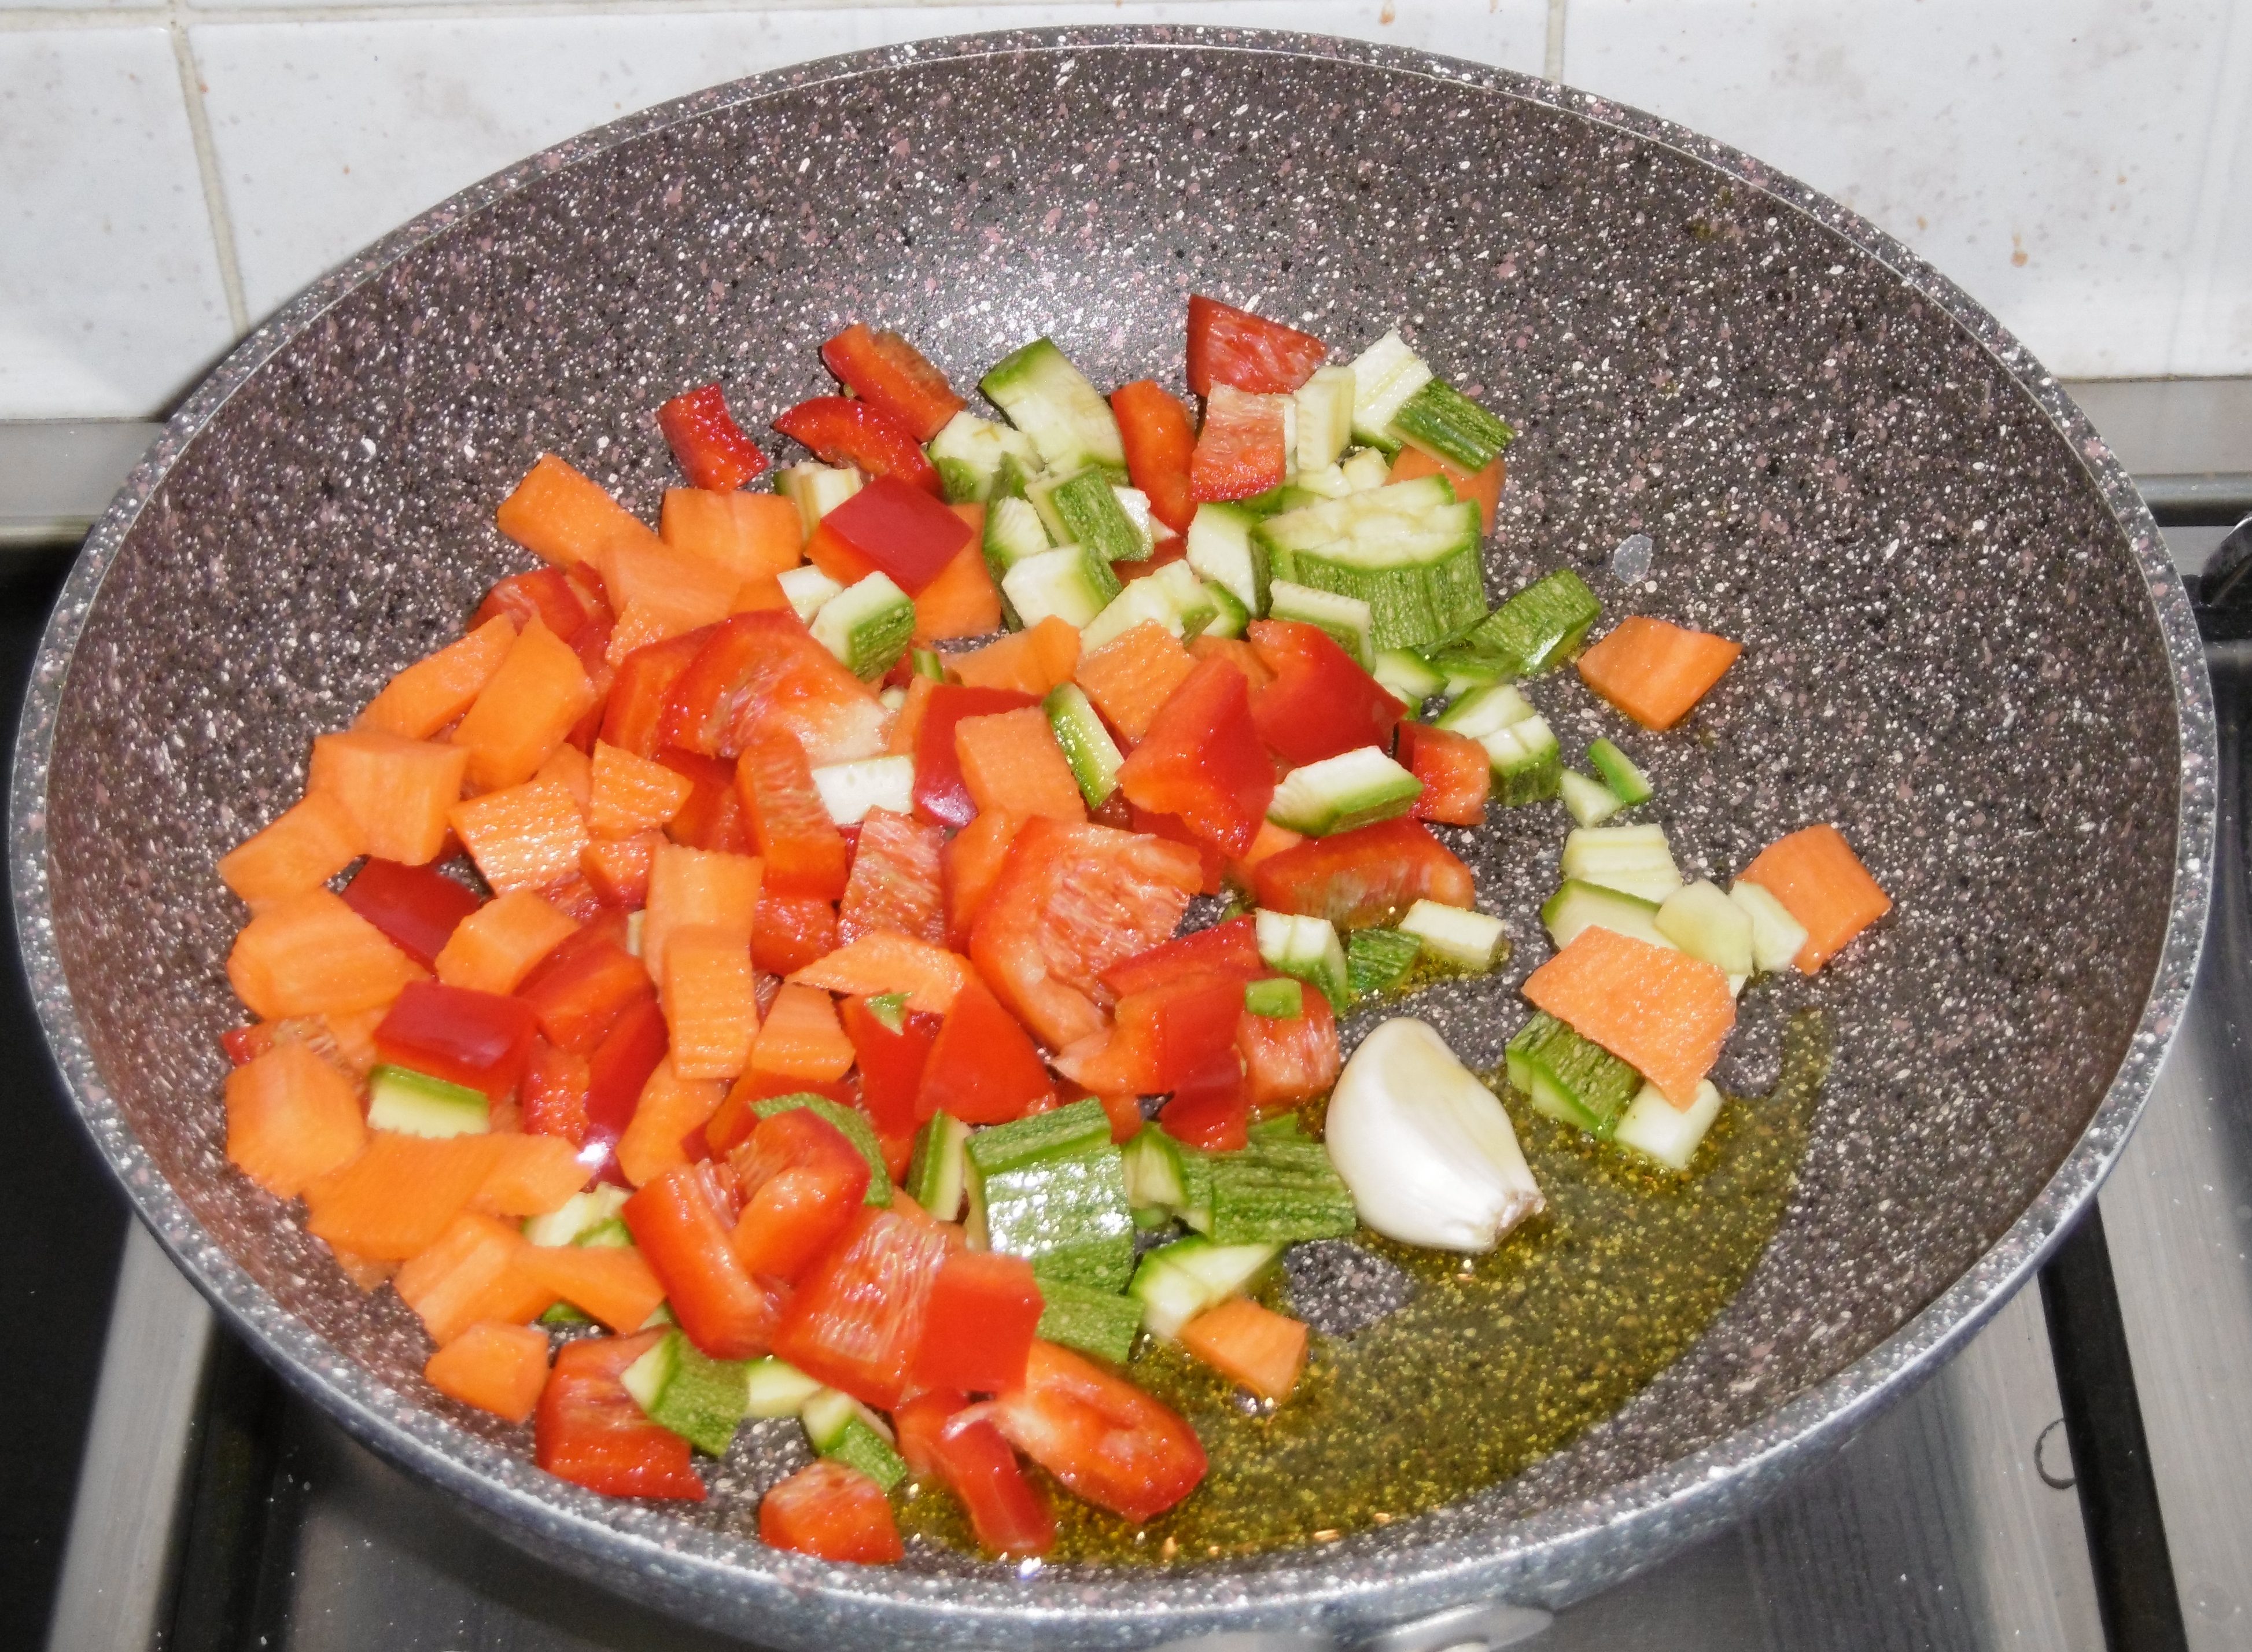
[9,28,2213,1651]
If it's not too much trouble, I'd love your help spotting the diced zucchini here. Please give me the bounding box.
[1731,880,1811,975]
[1205,1139,1359,1244]
[1347,329,1434,453]
[1244,977,1305,1019]
[1028,466,1150,563]
[1185,502,1269,620]
[1199,575,1250,640]
[980,337,1127,479]
[974,1145,1136,1292]
[522,1184,628,1248]
[1398,899,1508,971]
[911,647,945,683]
[1249,1112,1306,1142]
[1128,1236,1282,1340]
[776,462,863,534]
[1294,363,1357,470]
[1505,1013,1641,1140]
[1433,681,1535,740]
[1268,580,1375,667]
[927,410,1044,504]
[864,990,908,1033]
[1255,908,1350,1010]
[1540,880,1676,953]
[801,1388,906,1490]
[1612,1079,1724,1173]
[983,493,1052,580]
[1035,1277,1145,1365]
[1372,647,1445,705]
[1656,879,1755,976]
[1263,504,1487,651]
[809,755,915,825]
[1001,542,1119,629]
[539,1301,594,1326]
[751,1093,891,1205]
[1045,683,1124,808]
[879,685,908,713]
[1483,714,1561,806]
[621,1329,749,1457]
[1435,651,1510,699]
[1122,1126,1190,1211]
[1339,446,1393,491]
[1290,463,1356,501]
[905,1111,972,1221]
[1346,926,1423,998]
[1452,569,1601,677]
[1560,769,1624,828]
[810,571,915,680]
[1587,738,1654,806]
[1560,823,1683,904]
[776,563,845,624]
[1266,744,1423,836]
[967,1097,1115,1176]
[366,1065,488,1138]
[624,910,645,960]
[1150,560,1223,640]
[1079,576,1180,655]
[742,1355,823,1419]
[578,1216,632,1249]
[1389,378,1514,473]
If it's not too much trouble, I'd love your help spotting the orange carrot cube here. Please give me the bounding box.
[912,533,1002,642]
[660,488,804,582]
[472,1132,589,1216]
[514,1243,664,1334]
[614,1058,728,1186]
[357,615,518,740]
[661,924,760,1081]
[534,741,592,813]
[228,887,421,1020]
[941,808,1027,948]
[1575,615,1742,731]
[887,673,940,758]
[1178,1297,1308,1401]
[599,536,738,631]
[956,707,1085,823]
[951,615,1080,696]
[304,1132,508,1259]
[581,831,661,909]
[452,619,598,792]
[730,576,793,614]
[1741,824,1892,972]
[790,932,968,1015]
[450,779,590,895]
[322,1006,388,1075]
[1388,445,1502,535]
[749,983,855,1081]
[309,728,469,865]
[1074,621,1195,743]
[424,1321,551,1423]
[1520,926,1736,1107]
[495,453,662,569]
[643,842,762,979]
[224,1041,367,1199]
[395,1212,555,1344]
[588,740,695,839]
[218,790,363,909]
[433,889,578,994]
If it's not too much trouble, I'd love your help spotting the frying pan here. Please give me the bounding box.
[10,27,2214,1652]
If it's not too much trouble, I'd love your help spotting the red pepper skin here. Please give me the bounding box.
[736,730,851,898]
[582,995,670,1184]
[758,1460,902,1564]
[536,1329,705,1500]
[1125,802,1225,897]
[703,1068,858,1157]
[839,995,941,1137]
[600,628,716,759]
[727,1108,871,1282]
[814,474,974,596]
[749,890,840,977]
[341,858,483,968]
[658,610,885,767]
[624,1163,784,1360]
[773,396,942,495]
[1247,619,1406,768]
[893,1393,1054,1558]
[475,566,611,648]
[1109,380,1196,534]
[772,1202,961,1410]
[1157,1061,1251,1151]
[656,384,770,491]
[1094,968,1249,1097]
[912,684,1040,828]
[1100,914,1261,998]
[1237,982,1340,1112]
[515,921,650,1053]
[911,1249,1044,1396]
[654,747,753,853]
[1251,817,1476,930]
[892,1389,968,1476]
[1398,722,1491,826]
[1115,658,1276,858]
[916,976,1055,1124]
[373,980,539,1101]
[1186,294,1328,396]
[976,1340,1207,1522]
[819,325,964,444]
[1189,384,1289,503]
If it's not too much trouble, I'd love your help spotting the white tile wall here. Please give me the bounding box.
[1,0,2245,419]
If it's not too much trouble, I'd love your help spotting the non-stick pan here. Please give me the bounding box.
[10,27,2214,1652]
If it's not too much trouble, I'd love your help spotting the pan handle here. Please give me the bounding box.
[1156,1601,1553,1652]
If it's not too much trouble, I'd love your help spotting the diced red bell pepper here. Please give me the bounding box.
[600,628,715,759]
[703,1068,859,1157]
[654,747,752,854]
[912,1249,1042,1396]
[758,1460,902,1564]
[1126,802,1225,897]
[583,995,669,1182]
[1188,385,1288,504]
[659,610,887,767]
[727,1107,871,1282]
[1100,914,1260,998]
[772,1201,961,1409]
[475,566,611,650]
[536,1329,705,1500]
[916,975,1055,1124]
[810,474,973,596]
[1109,380,1196,534]
[893,1394,1053,1558]
[1251,817,1476,930]
[1237,982,1339,1112]
[1157,1058,1251,1151]
[656,383,770,492]
[1398,721,1491,827]
[521,1037,591,1144]
[373,980,538,1102]
[1186,294,1328,396]
[839,995,941,1137]
[1115,658,1275,858]
[912,684,1039,829]
[1118,533,1188,582]
[736,730,850,898]
[624,1163,783,1359]
[515,923,650,1053]
[772,396,941,495]
[1247,619,1406,767]
[341,858,483,968]
[1097,969,1248,1096]
[977,1340,1207,1522]
[836,807,946,947]
[750,890,841,976]
[819,325,964,444]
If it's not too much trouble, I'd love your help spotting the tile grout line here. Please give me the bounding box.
[1542,0,1564,82]
[165,0,251,337]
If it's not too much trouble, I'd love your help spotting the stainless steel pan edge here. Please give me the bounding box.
[8,27,2214,1651]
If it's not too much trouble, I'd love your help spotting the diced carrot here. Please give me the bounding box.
[886,672,939,758]
[473,1133,590,1217]
[790,933,969,1016]
[424,1321,550,1424]
[495,453,662,569]
[1575,615,1742,731]
[661,927,760,1082]
[452,619,599,792]
[750,983,856,1081]
[218,791,364,909]
[396,1212,555,1344]
[1740,824,1892,972]
[514,1242,665,1333]
[433,889,579,994]
[534,741,592,813]
[228,888,421,1020]
[660,488,804,582]
[304,1132,508,1259]
[1074,621,1196,743]
[582,831,661,909]
[358,615,518,740]
[1178,1297,1307,1402]
[309,729,469,866]
[951,616,1081,697]
[956,707,1085,823]
[912,526,1001,642]
[836,807,945,946]
[1187,632,1274,693]
[323,1006,388,1075]
[1388,445,1503,536]
[1520,925,1736,1107]
[731,576,793,614]
[599,537,738,632]
[331,1249,398,1293]
[643,842,762,980]
[941,808,1027,949]
[805,521,878,586]
[752,890,839,976]
[588,740,695,839]
[224,1042,367,1199]
[451,779,591,896]
[615,1057,728,1185]
[603,599,698,668]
